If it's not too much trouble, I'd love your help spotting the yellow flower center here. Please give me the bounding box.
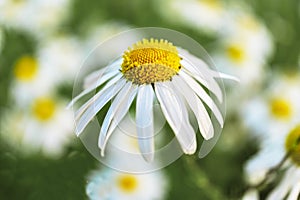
[121,38,181,85]
[270,98,292,120]
[32,98,56,121]
[226,44,245,64]
[14,55,38,81]
[285,125,300,166]
[117,174,138,193]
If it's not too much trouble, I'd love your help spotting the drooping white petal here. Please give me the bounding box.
[75,78,125,136]
[179,71,224,127]
[172,76,214,140]
[67,62,121,108]
[181,59,223,103]
[83,60,121,89]
[136,85,155,162]
[267,167,297,200]
[100,86,138,156]
[98,82,137,155]
[75,74,122,120]
[155,82,196,154]
[209,71,240,82]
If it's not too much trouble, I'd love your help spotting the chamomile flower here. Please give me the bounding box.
[242,73,300,138]
[212,11,273,88]
[70,38,237,161]
[11,55,56,106]
[0,96,74,156]
[0,0,70,38]
[245,125,300,200]
[160,0,227,34]
[243,73,300,184]
[38,35,83,83]
[266,126,300,200]
[86,167,168,200]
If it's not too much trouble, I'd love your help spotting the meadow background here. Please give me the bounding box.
[0,0,299,199]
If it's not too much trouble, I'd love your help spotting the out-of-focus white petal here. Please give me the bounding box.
[136,85,155,162]
[267,167,297,200]
[155,82,196,154]
[173,75,213,140]
[242,189,259,200]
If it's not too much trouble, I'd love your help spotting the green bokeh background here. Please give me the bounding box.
[0,0,299,199]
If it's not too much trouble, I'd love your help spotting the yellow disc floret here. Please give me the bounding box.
[117,174,138,193]
[32,97,56,122]
[285,125,300,166]
[270,97,292,120]
[14,55,38,81]
[121,38,181,84]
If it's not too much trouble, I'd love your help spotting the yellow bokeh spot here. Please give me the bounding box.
[270,98,292,120]
[32,98,56,121]
[14,55,38,81]
[121,38,181,84]
[201,0,221,10]
[226,44,245,64]
[117,174,138,193]
[285,125,300,166]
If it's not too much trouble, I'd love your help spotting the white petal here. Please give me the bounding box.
[98,82,137,155]
[155,82,196,154]
[181,59,223,103]
[210,71,240,82]
[179,71,224,127]
[267,167,297,200]
[75,74,122,120]
[136,85,155,162]
[67,63,121,109]
[287,181,300,200]
[172,76,214,140]
[75,78,125,136]
[83,60,121,89]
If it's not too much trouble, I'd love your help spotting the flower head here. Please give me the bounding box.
[70,38,236,162]
[86,168,168,200]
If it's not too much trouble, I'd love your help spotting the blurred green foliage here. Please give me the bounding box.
[0,0,299,199]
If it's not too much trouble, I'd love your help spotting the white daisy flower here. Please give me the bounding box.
[37,35,83,83]
[11,55,57,106]
[159,0,227,34]
[212,11,273,89]
[69,38,237,162]
[86,167,168,200]
[245,125,300,200]
[0,0,70,38]
[242,73,300,138]
[243,73,300,183]
[0,96,74,156]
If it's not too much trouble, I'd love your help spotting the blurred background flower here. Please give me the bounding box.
[0,0,299,199]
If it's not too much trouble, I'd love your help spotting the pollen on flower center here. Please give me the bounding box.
[285,125,300,166]
[14,55,38,81]
[270,98,292,120]
[117,175,138,193]
[32,98,56,121]
[121,38,181,84]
